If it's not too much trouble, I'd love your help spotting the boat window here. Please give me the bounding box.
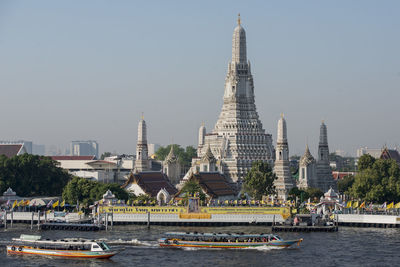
[93,245,100,249]
[97,242,108,251]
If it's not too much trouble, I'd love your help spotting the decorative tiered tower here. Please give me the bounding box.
[134,116,149,172]
[273,114,294,200]
[316,121,336,191]
[298,144,317,189]
[163,146,181,185]
[197,15,274,185]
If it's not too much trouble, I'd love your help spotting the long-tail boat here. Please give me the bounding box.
[6,234,120,259]
[159,232,303,249]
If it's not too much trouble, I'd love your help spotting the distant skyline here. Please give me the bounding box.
[1,1,399,157]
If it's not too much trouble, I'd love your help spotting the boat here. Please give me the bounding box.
[6,234,120,259]
[158,232,303,249]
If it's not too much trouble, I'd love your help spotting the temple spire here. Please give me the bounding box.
[232,14,247,63]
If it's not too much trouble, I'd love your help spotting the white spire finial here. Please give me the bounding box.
[237,13,241,26]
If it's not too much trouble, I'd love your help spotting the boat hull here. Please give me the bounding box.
[6,246,118,259]
[158,239,303,249]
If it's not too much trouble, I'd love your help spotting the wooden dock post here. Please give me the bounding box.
[37,211,41,230]
[147,211,150,229]
[44,211,47,223]
[273,215,275,227]
[111,209,113,230]
[105,213,108,231]
[4,211,7,229]
[11,210,13,228]
[31,212,34,230]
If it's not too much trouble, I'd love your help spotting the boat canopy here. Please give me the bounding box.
[164,232,277,239]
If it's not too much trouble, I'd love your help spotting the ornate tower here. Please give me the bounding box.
[298,144,317,189]
[163,146,181,185]
[197,123,206,157]
[273,114,294,200]
[198,15,274,185]
[316,121,336,191]
[134,116,149,172]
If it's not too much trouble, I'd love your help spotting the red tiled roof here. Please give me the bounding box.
[0,144,23,158]
[381,149,400,166]
[189,172,236,198]
[332,171,355,180]
[122,172,177,197]
[51,156,96,160]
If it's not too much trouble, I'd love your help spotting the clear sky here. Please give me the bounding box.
[1,0,399,156]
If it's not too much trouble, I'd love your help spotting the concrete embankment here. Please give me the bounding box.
[337,214,400,228]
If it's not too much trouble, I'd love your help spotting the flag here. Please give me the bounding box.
[395,202,400,209]
[24,200,30,206]
[224,200,229,205]
[359,201,365,208]
[353,201,359,209]
[243,200,246,205]
[346,201,352,208]
[12,200,18,209]
[60,200,65,207]
[261,200,265,205]
[117,200,121,204]
[127,200,131,205]
[387,202,394,209]
[6,200,10,206]
[251,200,256,205]
[52,200,59,208]
[381,202,387,209]
[47,200,53,208]
[233,200,238,205]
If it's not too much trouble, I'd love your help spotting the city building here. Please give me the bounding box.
[51,155,133,183]
[356,147,383,158]
[70,140,99,158]
[195,15,274,186]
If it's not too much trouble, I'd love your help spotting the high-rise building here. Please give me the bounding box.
[273,114,295,200]
[70,140,99,158]
[197,15,274,185]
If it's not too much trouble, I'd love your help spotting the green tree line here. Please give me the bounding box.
[0,154,71,197]
[339,154,400,203]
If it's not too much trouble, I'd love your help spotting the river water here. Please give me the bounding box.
[1,224,399,266]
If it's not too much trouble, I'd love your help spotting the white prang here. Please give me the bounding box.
[273,114,295,200]
[134,117,149,172]
[197,15,274,185]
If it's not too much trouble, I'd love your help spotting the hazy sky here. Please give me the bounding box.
[1,1,399,156]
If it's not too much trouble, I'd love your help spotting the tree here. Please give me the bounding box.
[100,152,112,160]
[154,144,197,168]
[348,158,400,203]
[305,187,323,200]
[357,154,375,171]
[337,175,355,194]
[179,180,206,202]
[242,161,277,199]
[0,154,71,197]
[62,177,129,206]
